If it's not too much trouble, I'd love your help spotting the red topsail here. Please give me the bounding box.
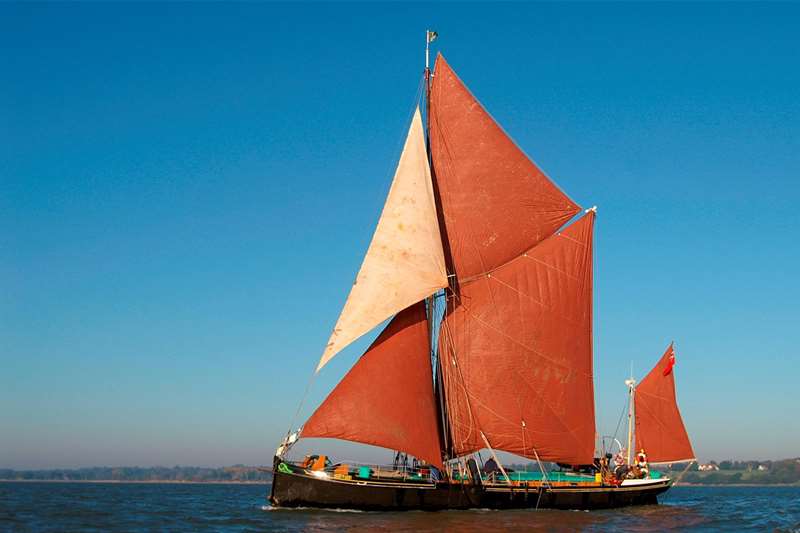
[429,54,581,281]
[635,343,695,464]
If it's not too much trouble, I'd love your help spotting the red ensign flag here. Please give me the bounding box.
[662,345,676,376]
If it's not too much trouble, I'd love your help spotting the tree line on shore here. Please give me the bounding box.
[2,458,798,484]
[0,465,272,482]
[675,458,800,485]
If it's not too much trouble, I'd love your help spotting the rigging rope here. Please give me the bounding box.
[612,395,629,445]
[283,367,317,447]
[358,74,427,240]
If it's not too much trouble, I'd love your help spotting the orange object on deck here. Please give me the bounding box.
[334,464,350,476]
[310,455,327,471]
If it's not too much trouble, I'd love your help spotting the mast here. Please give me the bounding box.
[425,30,436,136]
[625,375,636,466]
[424,29,452,464]
[429,55,594,465]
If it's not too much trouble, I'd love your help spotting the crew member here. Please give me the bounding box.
[613,449,628,480]
[482,457,499,476]
[636,449,649,479]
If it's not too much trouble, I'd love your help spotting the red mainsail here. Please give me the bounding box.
[302,302,444,468]
[429,54,581,281]
[439,212,596,465]
[635,343,695,464]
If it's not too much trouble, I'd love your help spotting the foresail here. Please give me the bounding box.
[317,107,448,372]
[635,343,695,463]
[303,302,444,468]
[440,211,596,465]
[430,54,581,281]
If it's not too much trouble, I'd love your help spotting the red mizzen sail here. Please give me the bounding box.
[429,54,581,281]
[439,211,596,465]
[302,302,444,468]
[635,343,695,464]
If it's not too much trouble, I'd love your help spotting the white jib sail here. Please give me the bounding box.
[316,107,448,371]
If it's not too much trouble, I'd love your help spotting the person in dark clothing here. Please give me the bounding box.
[482,457,499,476]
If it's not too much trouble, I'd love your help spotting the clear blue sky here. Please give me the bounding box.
[2,3,798,469]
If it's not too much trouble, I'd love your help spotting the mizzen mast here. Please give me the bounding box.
[625,373,636,466]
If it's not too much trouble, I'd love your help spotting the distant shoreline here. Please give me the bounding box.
[0,479,269,485]
[3,479,798,487]
[674,482,800,487]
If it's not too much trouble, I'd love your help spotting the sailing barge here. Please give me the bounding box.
[270,34,695,511]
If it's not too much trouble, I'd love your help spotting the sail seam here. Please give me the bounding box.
[455,216,586,286]
[523,257,583,283]
[460,302,593,378]
[635,395,691,451]
[429,90,493,280]
[464,383,585,443]
[440,304,482,457]
[484,274,587,329]
[636,390,675,402]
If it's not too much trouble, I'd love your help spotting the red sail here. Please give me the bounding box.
[302,302,444,468]
[440,212,596,465]
[429,54,581,280]
[635,343,695,464]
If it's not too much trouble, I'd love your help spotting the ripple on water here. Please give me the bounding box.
[1,483,798,532]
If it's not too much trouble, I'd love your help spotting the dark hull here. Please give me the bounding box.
[269,462,672,511]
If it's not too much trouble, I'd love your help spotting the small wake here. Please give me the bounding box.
[261,505,364,513]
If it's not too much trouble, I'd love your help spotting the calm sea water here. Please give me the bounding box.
[1,482,798,532]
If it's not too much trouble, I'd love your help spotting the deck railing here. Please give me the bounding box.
[285,458,440,483]
[284,457,618,488]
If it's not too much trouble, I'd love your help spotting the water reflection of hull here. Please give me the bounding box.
[269,461,672,511]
